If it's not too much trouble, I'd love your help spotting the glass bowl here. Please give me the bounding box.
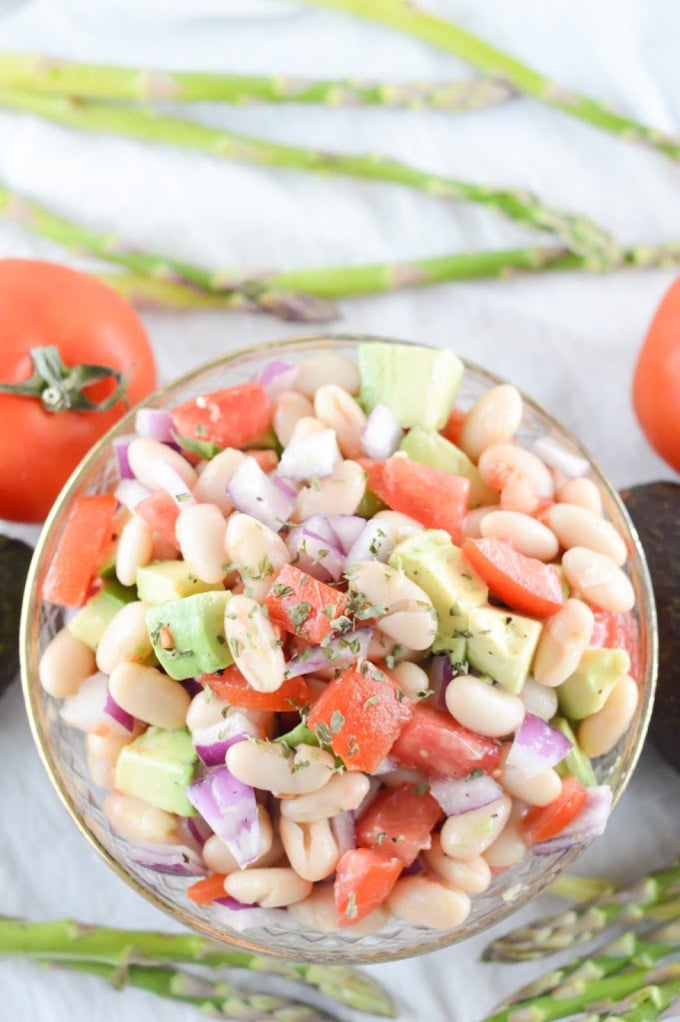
[20,334,657,964]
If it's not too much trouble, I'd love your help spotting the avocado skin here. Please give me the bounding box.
[620,481,680,772]
[0,536,33,698]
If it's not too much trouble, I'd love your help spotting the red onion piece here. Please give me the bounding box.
[254,359,299,400]
[214,895,254,910]
[114,478,150,513]
[227,457,295,532]
[285,628,372,678]
[330,812,356,856]
[132,842,208,876]
[60,672,111,732]
[402,857,424,877]
[429,655,453,709]
[328,514,365,553]
[181,816,213,849]
[271,474,300,498]
[362,404,404,460]
[135,408,175,443]
[192,713,261,766]
[152,459,196,508]
[430,774,504,816]
[278,429,340,481]
[286,526,345,583]
[506,714,572,778]
[181,678,204,698]
[296,513,338,548]
[105,689,135,732]
[186,765,260,869]
[372,757,397,776]
[113,435,134,479]
[532,785,613,855]
[532,436,590,478]
[345,518,395,568]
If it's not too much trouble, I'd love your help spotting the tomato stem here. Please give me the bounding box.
[0,344,129,413]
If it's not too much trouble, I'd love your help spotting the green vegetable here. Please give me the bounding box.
[0,535,33,697]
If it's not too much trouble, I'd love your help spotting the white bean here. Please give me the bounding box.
[440,796,512,859]
[483,804,528,870]
[500,470,544,515]
[280,817,340,882]
[224,594,285,693]
[391,662,430,701]
[281,772,370,822]
[86,721,143,788]
[224,513,291,602]
[288,416,328,443]
[294,459,366,520]
[349,561,437,651]
[314,384,367,459]
[372,510,424,544]
[116,514,154,586]
[386,875,471,930]
[462,507,494,539]
[294,352,360,397]
[225,867,312,908]
[578,674,638,757]
[226,741,335,796]
[127,437,197,490]
[103,793,179,844]
[520,678,559,720]
[96,601,153,675]
[109,661,190,729]
[562,547,635,613]
[532,598,595,688]
[421,835,492,894]
[175,503,227,584]
[192,448,246,513]
[547,504,627,566]
[459,384,523,462]
[186,689,231,731]
[445,675,525,737]
[272,391,315,447]
[501,760,562,806]
[558,477,603,516]
[479,444,554,499]
[39,628,96,698]
[480,510,559,562]
[287,883,388,934]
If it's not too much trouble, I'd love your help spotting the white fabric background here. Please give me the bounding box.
[0,2,679,1019]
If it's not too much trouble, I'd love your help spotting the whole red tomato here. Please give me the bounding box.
[633,277,680,473]
[0,259,157,522]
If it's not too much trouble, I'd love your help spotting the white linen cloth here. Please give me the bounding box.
[0,2,679,1019]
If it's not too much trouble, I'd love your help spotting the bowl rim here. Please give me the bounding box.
[19,332,658,960]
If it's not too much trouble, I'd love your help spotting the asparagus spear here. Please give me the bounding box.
[484,861,680,962]
[297,0,680,162]
[0,916,396,1017]
[0,89,620,266]
[0,51,514,111]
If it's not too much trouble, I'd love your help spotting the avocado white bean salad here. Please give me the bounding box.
[38,342,640,934]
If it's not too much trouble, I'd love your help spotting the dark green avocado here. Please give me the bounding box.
[0,535,33,698]
[620,482,680,773]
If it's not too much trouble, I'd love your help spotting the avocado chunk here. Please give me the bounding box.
[136,560,225,606]
[146,590,233,680]
[67,579,137,650]
[399,428,495,508]
[0,535,33,698]
[557,647,630,720]
[390,530,488,647]
[114,727,197,816]
[358,342,463,431]
[551,716,597,786]
[466,605,542,694]
[621,481,680,773]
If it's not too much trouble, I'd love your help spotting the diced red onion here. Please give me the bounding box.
[430,774,504,816]
[271,474,300,498]
[227,457,295,532]
[104,689,135,733]
[135,408,175,443]
[186,765,260,869]
[181,678,204,698]
[345,518,395,568]
[330,812,356,856]
[372,756,397,776]
[506,714,572,778]
[533,436,590,478]
[214,895,254,910]
[114,477,150,513]
[296,513,338,548]
[286,527,345,583]
[429,655,453,709]
[132,842,208,876]
[285,628,372,678]
[192,713,261,766]
[532,785,613,855]
[60,672,110,732]
[278,429,340,482]
[254,359,299,400]
[520,678,558,722]
[113,435,135,479]
[328,514,365,553]
[402,857,424,877]
[362,404,404,460]
[181,816,213,849]
[152,459,196,508]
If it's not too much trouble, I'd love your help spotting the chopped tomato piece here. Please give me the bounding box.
[203,665,311,712]
[170,382,271,450]
[334,848,403,926]
[591,610,640,681]
[356,784,442,866]
[265,564,349,644]
[440,407,466,447]
[360,456,470,543]
[135,489,180,549]
[187,873,228,905]
[462,537,565,617]
[43,493,117,607]
[521,777,588,844]
[390,703,501,778]
[306,662,412,773]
